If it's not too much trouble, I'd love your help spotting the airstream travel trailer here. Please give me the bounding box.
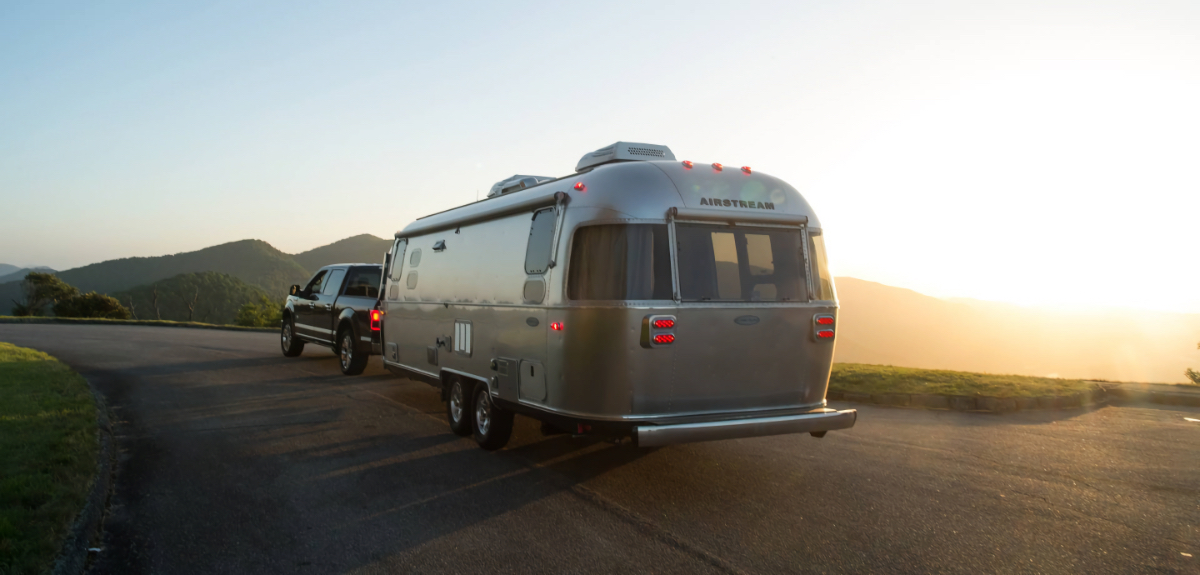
[379,142,856,450]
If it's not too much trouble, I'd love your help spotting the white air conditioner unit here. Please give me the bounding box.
[487,174,554,198]
[575,142,675,172]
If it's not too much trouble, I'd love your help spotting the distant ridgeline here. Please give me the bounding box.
[0,234,392,319]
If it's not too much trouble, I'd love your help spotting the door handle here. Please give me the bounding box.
[325,304,332,310]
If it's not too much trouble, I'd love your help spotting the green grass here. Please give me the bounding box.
[0,343,98,575]
[830,363,1101,398]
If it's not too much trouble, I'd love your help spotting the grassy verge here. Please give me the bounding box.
[0,316,274,332]
[830,363,1100,398]
[0,343,98,575]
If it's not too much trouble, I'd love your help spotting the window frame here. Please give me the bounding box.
[667,218,813,305]
[564,221,676,303]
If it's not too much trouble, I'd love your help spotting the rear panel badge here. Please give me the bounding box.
[734,315,760,326]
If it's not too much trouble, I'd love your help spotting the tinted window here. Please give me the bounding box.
[343,267,382,298]
[568,224,672,300]
[304,270,328,294]
[321,269,347,296]
[525,208,556,274]
[808,232,835,300]
[389,239,407,281]
[676,224,806,302]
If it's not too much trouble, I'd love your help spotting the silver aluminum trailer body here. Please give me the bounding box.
[380,154,855,447]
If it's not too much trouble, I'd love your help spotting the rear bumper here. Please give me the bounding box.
[635,408,856,447]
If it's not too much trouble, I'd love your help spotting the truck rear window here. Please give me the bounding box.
[343,267,382,298]
[568,224,672,300]
[675,224,806,302]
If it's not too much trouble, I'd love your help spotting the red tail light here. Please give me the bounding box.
[653,334,675,344]
[573,182,585,191]
[652,319,675,329]
[370,310,381,331]
[816,329,834,339]
[550,321,564,331]
[815,316,834,325]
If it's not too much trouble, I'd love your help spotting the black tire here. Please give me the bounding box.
[446,378,474,437]
[337,328,368,376]
[281,317,305,357]
[473,382,513,451]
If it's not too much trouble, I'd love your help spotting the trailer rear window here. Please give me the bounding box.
[568,224,672,300]
[676,224,806,302]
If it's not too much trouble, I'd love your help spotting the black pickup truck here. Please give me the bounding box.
[280,263,383,375]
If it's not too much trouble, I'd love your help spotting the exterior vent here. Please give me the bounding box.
[575,142,676,171]
[487,174,554,198]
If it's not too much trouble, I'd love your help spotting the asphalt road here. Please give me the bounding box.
[2,325,1197,574]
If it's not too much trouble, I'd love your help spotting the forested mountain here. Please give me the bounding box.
[111,272,272,325]
[0,266,55,284]
[0,235,391,315]
[293,234,390,271]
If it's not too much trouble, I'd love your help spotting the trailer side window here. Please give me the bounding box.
[568,224,672,300]
[676,224,806,302]
[808,232,835,301]
[389,239,407,282]
[525,208,556,275]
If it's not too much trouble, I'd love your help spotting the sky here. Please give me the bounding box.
[1,0,1197,312]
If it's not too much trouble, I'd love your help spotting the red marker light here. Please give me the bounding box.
[573,182,585,191]
[815,316,834,325]
[712,163,723,171]
[653,334,676,344]
[816,329,835,339]
[550,321,564,331]
[682,160,694,169]
[741,166,752,174]
[370,310,381,331]
[652,319,675,329]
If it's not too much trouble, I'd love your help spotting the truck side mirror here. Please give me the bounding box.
[289,285,301,296]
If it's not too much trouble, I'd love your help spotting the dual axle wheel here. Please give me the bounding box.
[446,378,513,450]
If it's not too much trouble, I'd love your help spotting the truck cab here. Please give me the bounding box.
[280,263,383,375]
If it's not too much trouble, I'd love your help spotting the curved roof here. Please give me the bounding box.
[398,160,821,237]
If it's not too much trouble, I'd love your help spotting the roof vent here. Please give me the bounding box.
[575,142,675,171]
[487,174,554,198]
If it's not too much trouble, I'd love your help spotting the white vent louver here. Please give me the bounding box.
[487,174,555,198]
[575,142,675,171]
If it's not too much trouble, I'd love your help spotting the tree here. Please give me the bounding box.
[11,272,79,316]
[179,287,200,322]
[53,292,132,319]
[234,296,283,328]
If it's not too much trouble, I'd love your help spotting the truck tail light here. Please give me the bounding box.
[370,310,381,331]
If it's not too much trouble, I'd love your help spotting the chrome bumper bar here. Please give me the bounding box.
[635,409,857,447]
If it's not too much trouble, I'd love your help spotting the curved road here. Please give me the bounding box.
[2,325,1196,574]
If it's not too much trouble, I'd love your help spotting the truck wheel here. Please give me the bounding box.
[281,317,305,357]
[473,382,513,451]
[338,328,368,376]
[446,378,474,437]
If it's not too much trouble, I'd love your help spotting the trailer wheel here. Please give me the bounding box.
[337,328,368,376]
[473,382,513,451]
[281,317,304,357]
[445,378,474,437]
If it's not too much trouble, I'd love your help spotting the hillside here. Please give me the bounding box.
[292,234,390,271]
[0,267,55,284]
[833,277,1200,384]
[0,264,19,277]
[111,272,271,325]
